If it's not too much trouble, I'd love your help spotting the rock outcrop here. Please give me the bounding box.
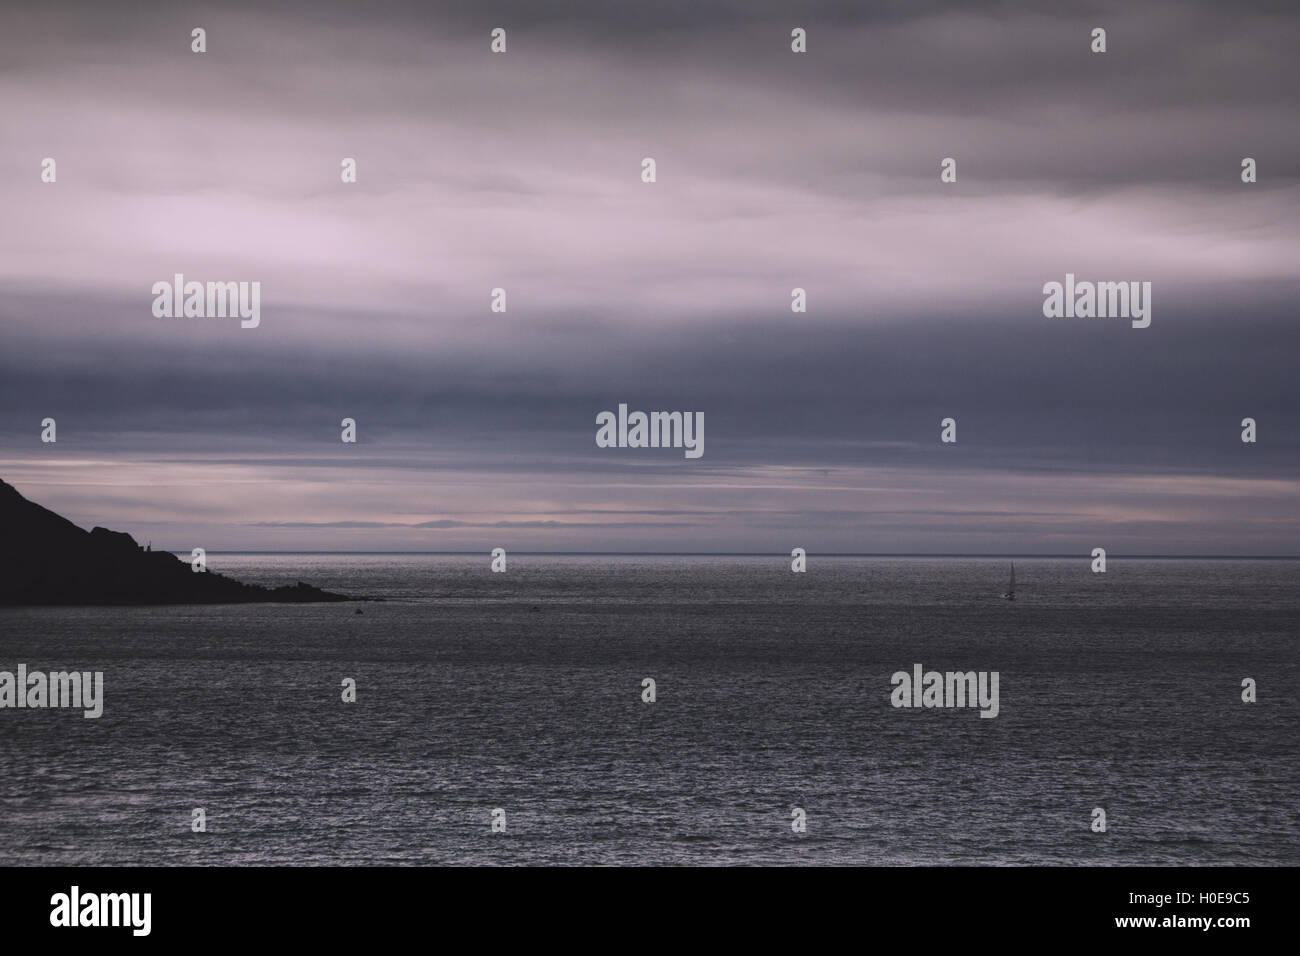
[0,479,357,605]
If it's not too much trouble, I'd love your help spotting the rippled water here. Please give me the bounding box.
[1,556,1296,865]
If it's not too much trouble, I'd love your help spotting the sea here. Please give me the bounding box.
[1,555,1296,866]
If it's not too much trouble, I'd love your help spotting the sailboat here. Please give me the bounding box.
[1002,562,1015,601]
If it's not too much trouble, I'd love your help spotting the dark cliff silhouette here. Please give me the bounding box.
[0,479,357,605]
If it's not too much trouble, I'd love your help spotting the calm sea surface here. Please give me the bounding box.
[1,556,1296,865]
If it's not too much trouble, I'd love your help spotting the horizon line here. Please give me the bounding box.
[152,551,1300,559]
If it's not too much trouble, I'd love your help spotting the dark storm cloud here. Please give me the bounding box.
[5,0,1299,195]
[3,287,1295,478]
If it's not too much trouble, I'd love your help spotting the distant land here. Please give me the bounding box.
[0,479,358,606]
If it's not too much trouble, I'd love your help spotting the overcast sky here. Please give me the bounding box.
[1,0,1297,553]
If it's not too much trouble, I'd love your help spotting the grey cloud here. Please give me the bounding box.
[1,0,1297,552]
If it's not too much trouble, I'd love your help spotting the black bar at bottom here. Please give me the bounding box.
[0,865,1281,943]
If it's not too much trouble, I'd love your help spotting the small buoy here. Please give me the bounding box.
[354,608,363,615]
